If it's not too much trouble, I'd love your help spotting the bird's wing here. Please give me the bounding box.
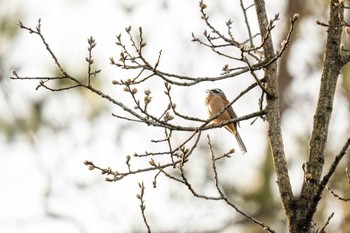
[222,97,240,128]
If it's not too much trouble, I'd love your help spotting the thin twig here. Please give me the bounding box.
[18,19,69,77]
[244,57,270,97]
[86,36,99,86]
[326,165,350,203]
[305,137,350,222]
[317,212,334,233]
[84,159,181,182]
[206,135,276,233]
[137,182,151,233]
[240,0,254,48]
[326,186,350,202]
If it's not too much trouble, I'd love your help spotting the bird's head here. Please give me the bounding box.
[206,88,224,96]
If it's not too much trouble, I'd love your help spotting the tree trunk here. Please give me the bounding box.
[254,0,295,227]
[295,0,344,232]
[255,0,345,232]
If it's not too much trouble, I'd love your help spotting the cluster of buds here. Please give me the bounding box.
[144,89,152,105]
[163,111,174,122]
[120,78,137,94]
[84,160,116,176]
[180,146,189,156]
[199,0,207,10]
[123,86,137,94]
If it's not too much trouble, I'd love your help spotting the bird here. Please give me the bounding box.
[205,88,247,154]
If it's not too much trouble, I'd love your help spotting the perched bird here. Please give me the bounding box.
[205,88,247,154]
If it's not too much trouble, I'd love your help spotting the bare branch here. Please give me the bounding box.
[86,36,100,86]
[305,137,350,224]
[240,0,254,48]
[315,212,334,233]
[84,159,182,182]
[137,182,151,233]
[243,57,271,97]
[326,186,350,202]
[18,19,69,77]
[326,165,350,202]
[206,135,276,233]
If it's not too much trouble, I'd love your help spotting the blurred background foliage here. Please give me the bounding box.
[1,0,350,233]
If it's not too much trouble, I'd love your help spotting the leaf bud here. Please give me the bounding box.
[144,89,151,95]
[131,88,138,94]
[345,27,350,34]
[291,13,300,22]
[124,78,132,85]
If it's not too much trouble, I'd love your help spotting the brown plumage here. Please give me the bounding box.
[205,88,247,154]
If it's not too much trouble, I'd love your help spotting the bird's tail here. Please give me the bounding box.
[234,132,247,154]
